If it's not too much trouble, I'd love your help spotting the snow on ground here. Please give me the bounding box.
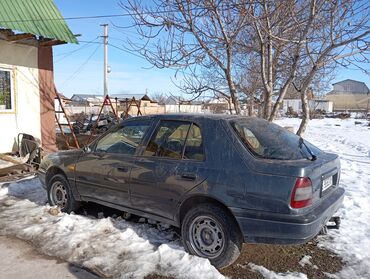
[0,117,369,279]
[0,178,223,279]
[248,263,308,279]
[276,118,370,279]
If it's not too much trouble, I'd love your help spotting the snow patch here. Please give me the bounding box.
[1,118,369,278]
[298,255,318,269]
[248,263,308,279]
[0,178,223,279]
[276,118,370,279]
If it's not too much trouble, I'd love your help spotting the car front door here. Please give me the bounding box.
[75,119,152,206]
[130,120,207,220]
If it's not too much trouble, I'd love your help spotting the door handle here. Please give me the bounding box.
[116,166,129,172]
[179,172,197,180]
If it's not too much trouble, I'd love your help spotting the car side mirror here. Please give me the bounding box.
[83,145,91,153]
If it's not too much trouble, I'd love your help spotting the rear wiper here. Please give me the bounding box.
[299,137,317,161]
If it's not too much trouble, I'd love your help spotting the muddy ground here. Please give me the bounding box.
[145,240,343,279]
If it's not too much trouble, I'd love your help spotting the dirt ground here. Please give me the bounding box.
[222,239,343,278]
[145,240,343,279]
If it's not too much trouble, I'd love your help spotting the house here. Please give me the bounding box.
[68,93,166,116]
[282,99,333,114]
[112,93,165,115]
[164,96,203,113]
[203,97,231,114]
[0,0,77,153]
[280,84,333,114]
[325,79,370,112]
[70,94,105,106]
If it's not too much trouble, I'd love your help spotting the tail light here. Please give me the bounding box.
[290,177,313,208]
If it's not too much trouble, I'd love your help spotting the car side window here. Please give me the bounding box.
[233,123,264,156]
[144,121,191,159]
[183,124,204,161]
[95,121,150,155]
[144,121,205,161]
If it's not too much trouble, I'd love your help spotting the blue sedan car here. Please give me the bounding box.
[38,114,344,268]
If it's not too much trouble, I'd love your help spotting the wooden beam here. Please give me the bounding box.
[0,29,14,37]
[39,39,66,47]
[8,33,35,41]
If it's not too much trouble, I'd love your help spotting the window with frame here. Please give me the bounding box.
[144,120,204,160]
[95,121,151,155]
[183,124,204,160]
[0,69,13,111]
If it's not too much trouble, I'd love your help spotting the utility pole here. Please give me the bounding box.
[101,24,109,113]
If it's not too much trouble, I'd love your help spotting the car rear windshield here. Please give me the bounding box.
[231,118,321,160]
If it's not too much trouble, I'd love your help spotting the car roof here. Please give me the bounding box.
[131,113,253,122]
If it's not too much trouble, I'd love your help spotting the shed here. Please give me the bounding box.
[0,0,77,153]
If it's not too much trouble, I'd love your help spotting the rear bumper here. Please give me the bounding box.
[231,187,345,244]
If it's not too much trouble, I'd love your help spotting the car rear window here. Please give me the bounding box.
[231,118,321,160]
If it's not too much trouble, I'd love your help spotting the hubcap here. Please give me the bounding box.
[50,181,68,209]
[189,216,225,259]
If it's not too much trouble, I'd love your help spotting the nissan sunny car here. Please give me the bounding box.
[39,114,344,268]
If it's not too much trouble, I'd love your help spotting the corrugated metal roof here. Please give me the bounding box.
[0,0,77,43]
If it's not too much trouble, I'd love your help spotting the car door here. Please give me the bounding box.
[75,119,152,206]
[130,120,207,220]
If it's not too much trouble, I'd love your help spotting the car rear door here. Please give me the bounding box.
[75,119,152,206]
[130,120,207,220]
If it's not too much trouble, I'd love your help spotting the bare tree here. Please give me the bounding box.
[291,0,370,135]
[119,0,369,135]
[121,0,254,114]
[151,92,167,105]
[238,0,369,134]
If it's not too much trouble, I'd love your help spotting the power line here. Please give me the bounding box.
[77,39,146,60]
[55,37,100,62]
[0,8,201,24]
[61,43,102,86]
[108,43,145,60]
[0,4,250,24]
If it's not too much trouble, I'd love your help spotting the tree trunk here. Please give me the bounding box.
[227,75,241,114]
[263,38,273,119]
[230,88,241,114]
[248,96,254,116]
[297,87,310,136]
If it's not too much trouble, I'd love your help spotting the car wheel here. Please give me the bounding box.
[181,203,242,269]
[47,174,80,213]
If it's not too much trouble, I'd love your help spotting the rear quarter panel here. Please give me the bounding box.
[181,119,298,215]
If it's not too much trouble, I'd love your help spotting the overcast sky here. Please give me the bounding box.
[54,0,370,98]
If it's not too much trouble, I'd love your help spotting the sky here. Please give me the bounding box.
[53,0,179,98]
[53,0,370,98]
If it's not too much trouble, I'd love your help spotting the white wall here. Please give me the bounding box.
[282,99,333,113]
[165,104,203,113]
[0,40,40,153]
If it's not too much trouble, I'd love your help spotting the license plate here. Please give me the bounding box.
[322,176,333,191]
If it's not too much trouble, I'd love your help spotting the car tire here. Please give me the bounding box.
[47,174,80,213]
[181,203,242,269]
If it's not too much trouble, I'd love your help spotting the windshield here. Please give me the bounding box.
[231,118,321,160]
